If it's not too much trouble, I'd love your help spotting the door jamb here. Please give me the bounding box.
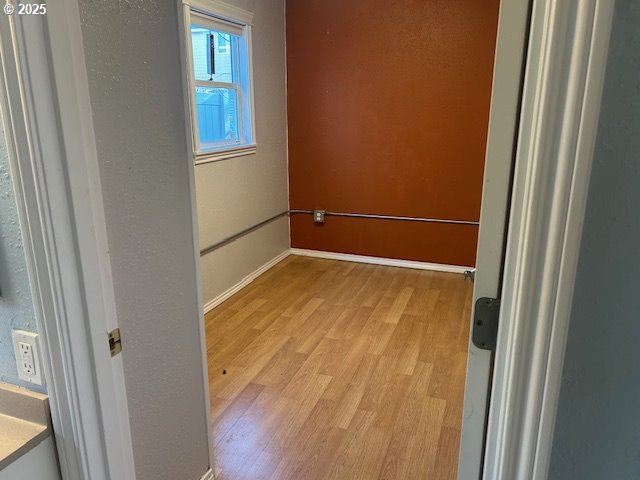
[458,0,532,477]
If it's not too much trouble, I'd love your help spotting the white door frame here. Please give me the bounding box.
[0,3,137,479]
[0,0,613,479]
[458,0,532,477]
[482,0,614,478]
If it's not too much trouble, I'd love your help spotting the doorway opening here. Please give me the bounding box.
[187,0,509,479]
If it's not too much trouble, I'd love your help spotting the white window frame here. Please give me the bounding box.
[183,0,256,164]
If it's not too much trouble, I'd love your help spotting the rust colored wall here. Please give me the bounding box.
[286,0,500,266]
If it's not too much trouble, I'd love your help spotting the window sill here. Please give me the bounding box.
[194,144,257,165]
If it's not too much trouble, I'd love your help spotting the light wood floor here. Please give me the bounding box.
[206,255,472,480]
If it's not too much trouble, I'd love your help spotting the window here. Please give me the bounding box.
[185,4,255,160]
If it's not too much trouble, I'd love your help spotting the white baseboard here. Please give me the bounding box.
[290,248,472,274]
[203,249,291,314]
[200,468,215,480]
[203,248,471,314]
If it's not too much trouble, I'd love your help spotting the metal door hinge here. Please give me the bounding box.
[472,297,500,351]
[108,328,122,357]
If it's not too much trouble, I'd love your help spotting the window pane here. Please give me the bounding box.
[191,25,240,83]
[195,86,240,148]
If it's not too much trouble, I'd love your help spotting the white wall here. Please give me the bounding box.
[549,1,640,478]
[196,0,289,305]
[77,1,210,479]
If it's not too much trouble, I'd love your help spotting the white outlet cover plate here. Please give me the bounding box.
[11,330,44,386]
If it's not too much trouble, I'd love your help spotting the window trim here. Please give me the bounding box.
[194,144,257,165]
[186,0,253,26]
[183,0,256,162]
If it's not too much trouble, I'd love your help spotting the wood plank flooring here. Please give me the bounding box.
[206,255,473,480]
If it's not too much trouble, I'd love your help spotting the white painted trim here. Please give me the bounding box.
[195,144,257,165]
[458,1,532,478]
[204,250,291,314]
[199,468,215,480]
[531,3,613,476]
[186,0,254,26]
[483,0,614,478]
[244,24,257,149]
[290,249,470,274]
[191,11,245,35]
[182,3,201,157]
[0,2,136,479]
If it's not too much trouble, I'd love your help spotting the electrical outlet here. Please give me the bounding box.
[12,330,43,386]
[313,210,326,224]
[19,342,36,375]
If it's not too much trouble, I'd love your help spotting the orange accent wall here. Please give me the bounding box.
[286,0,500,267]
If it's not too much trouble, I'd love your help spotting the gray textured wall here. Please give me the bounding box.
[549,1,640,478]
[78,1,210,478]
[0,121,40,391]
[196,0,289,306]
